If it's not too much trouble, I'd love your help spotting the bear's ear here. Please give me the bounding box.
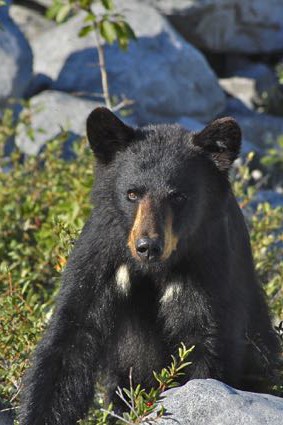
[192,117,241,172]
[86,107,135,164]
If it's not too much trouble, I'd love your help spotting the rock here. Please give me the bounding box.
[33,0,53,8]
[224,97,255,117]
[9,3,56,42]
[31,0,225,123]
[177,116,203,132]
[224,54,255,77]
[15,91,103,156]
[155,379,283,425]
[230,64,277,95]
[25,73,53,98]
[253,190,283,208]
[222,99,283,153]
[240,139,262,157]
[0,6,33,105]
[144,0,283,54]
[233,113,283,149]
[219,77,257,110]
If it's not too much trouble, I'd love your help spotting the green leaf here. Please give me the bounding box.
[121,21,136,40]
[55,4,71,23]
[100,20,117,44]
[157,405,167,417]
[101,0,113,10]
[176,361,192,371]
[113,21,136,50]
[122,388,132,399]
[84,12,97,23]
[78,25,94,38]
[46,3,62,20]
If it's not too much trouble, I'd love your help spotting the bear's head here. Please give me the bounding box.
[87,108,241,267]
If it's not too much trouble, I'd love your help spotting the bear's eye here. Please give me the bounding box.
[168,191,187,206]
[127,190,139,202]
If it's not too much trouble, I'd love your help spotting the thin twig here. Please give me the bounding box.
[10,382,22,404]
[100,408,133,424]
[0,406,19,413]
[112,98,135,112]
[94,26,112,109]
[8,271,13,295]
[115,386,140,420]
[115,387,135,413]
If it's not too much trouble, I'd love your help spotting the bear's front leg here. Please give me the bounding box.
[20,267,116,425]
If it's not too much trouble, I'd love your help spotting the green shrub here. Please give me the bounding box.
[232,154,283,320]
[0,119,93,406]
[261,135,283,187]
[258,62,283,117]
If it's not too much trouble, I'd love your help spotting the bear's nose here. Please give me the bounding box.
[136,237,162,261]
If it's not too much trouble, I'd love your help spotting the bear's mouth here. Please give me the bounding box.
[128,255,171,277]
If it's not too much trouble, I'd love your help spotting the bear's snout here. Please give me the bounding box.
[127,195,178,262]
[136,237,163,262]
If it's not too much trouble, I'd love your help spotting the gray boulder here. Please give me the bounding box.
[177,116,203,132]
[224,97,255,117]
[219,63,277,110]
[32,0,53,7]
[219,77,257,110]
[9,3,56,42]
[156,379,283,425]
[0,3,33,105]
[144,0,283,54]
[233,113,283,150]
[15,91,102,156]
[253,190,283,209]
[229,64,277,95]
[31,0,225,123]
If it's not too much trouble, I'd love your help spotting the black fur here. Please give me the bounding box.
[20,109,280,425]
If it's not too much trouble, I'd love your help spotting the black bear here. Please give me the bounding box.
[20,108,279,425]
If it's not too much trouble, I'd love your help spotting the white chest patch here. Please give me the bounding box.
[115,264,130,294]
[160,282,182,304]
